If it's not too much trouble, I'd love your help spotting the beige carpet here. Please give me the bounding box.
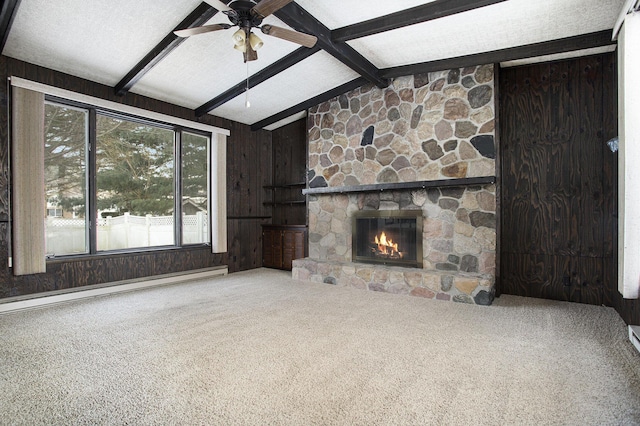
[0,268,639,425]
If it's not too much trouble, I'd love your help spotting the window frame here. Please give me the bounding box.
[44,96,214,258]
[9,76,227,276]
[179,130,212,246]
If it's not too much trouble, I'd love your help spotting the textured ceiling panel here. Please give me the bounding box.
[3,0,203,86]
[264,111,307,131]
[2,0,623,130]
[295,0,436,30]
[132,15,300,109]
[210,51,360,125]
[348,0,624,68]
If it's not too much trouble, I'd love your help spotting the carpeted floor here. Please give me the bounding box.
[1,268,639,425]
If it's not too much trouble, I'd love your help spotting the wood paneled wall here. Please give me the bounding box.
[271,119,307,225]
[226,118,272,272]
[500,52,639,325]
[0,55,272,298]
[500,54,616,305]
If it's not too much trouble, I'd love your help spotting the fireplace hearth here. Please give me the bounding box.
[352,210,422,268]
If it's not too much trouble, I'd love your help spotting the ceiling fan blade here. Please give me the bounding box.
[261,24,317,48]
[252,0,293,18]
[174,23,231,37]
[203,0,233,12]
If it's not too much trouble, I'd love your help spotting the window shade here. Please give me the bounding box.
[211,133,227,253]
[11,86,46,275]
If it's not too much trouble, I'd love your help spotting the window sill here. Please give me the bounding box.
[45,244,212,263]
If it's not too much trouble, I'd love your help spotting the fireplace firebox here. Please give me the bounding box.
[352,210,423,268]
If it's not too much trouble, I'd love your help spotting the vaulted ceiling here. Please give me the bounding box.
[0,0,623,130]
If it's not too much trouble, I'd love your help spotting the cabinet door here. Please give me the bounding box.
[282,230,305,270]
[263,229,283,269]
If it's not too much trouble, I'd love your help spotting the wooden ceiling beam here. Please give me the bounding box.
[0,0,22,53]
[274,3,388,89]
[195,45,320,116]
[114,1,224,96]
[380,30,616,79]
[251,77,368,130]
[332,0,507,42]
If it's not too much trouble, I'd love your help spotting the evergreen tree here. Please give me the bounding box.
[96,115,175,216]
[45,105,209,219]
[181,132,209,209]
[44,104,87,216]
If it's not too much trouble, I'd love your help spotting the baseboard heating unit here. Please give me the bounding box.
[630,325,640,354]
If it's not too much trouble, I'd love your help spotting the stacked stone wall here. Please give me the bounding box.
[307,65,495,189]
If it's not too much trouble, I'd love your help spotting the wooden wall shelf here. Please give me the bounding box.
[263,200,307,206]
[302,176,496,196]
[263,182,306,189]
[264,182,307,207]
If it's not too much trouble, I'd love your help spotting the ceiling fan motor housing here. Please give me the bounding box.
[226,0,264,29]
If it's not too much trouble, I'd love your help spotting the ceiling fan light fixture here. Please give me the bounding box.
[234,40,247,53]
[232,28,246,44]
[175,0,318,62]
[249,33,263,50]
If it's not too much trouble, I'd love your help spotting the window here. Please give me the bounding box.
[44,103,88,256]
[43,101,212,257]
[11,77,227,276]
[96,114,176,250]
[182,132,210,244]
[46,208,63,218]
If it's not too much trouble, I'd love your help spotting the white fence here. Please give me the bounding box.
[45,212,208,255]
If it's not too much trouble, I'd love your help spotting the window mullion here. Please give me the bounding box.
[175,130,182,247]
[88,108,97,254]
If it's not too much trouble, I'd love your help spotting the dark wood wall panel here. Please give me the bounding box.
[258,128,273,219]
[602,53,617,259]
[225,118,272,273]
[0,55,270,298]
[500,53,619,309]
[550,59,581,258]
[226,121,272,219]
[0,56,9,222]
[271,119,307,225]
[578,57,605,258]
[227,218,270,272]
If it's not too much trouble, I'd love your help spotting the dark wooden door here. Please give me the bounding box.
[499,53,617,305]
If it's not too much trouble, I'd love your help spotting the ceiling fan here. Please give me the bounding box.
[174,0,318,62]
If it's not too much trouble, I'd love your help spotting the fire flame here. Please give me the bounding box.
[374,232,398,255]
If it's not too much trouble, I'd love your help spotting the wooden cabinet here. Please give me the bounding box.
[262,225,307,270]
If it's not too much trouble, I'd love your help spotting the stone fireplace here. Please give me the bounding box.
[293,65,497,305]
